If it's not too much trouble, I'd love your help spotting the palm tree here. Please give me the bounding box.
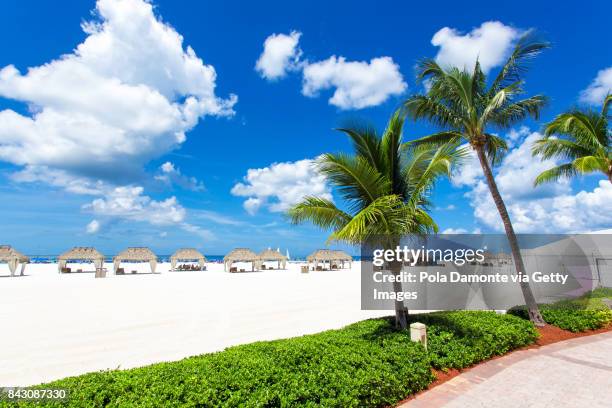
[533,94,611,185]
[403,32,549,325]
[287,110,464,329]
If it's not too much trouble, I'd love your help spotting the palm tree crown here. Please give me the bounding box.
[287,110,464,246]
[403,32,549,159]
[533,94,612,185]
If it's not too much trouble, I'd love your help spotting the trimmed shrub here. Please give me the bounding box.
[7,319,433,408]
[509,296,612,333]
[409,311,538,370]
[4,312,539,407]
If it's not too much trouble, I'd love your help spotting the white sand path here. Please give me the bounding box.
[0,262,388,386]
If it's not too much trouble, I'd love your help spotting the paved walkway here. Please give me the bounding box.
[401,331,612,408]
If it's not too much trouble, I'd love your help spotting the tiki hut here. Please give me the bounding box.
[113,247,158,274]
[224,248,259,272]
[307,249,353,271]
[170,248,207,271]
[258,248,288,270]
[0,245,29,276]
[58,247,104,273]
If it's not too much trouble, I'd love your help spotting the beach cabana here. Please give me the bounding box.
[0,245,29,276]
[170,248,207,271]
[224,248,259,272]
[113,247,158,274]
[58,247,104,273]
[258,249,288,270]
[307,249,353,271]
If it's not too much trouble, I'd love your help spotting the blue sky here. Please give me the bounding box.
[0,0,610,256]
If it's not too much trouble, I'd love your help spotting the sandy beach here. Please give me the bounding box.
[0,262,388,386]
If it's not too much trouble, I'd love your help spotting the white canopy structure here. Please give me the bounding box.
[113,247,158,274]
[223,248,259,272]
[258,249,288,270]
[0,245,29,277]
[170,248,206,271]
[58,247,104,273]
[307,249,352,270]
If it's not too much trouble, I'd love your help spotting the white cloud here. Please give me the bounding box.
[86,220,101,234]
[0,0,232,236]
[255,31,302,80]
[580,67,612,105]
[431,21,520,73]
[458,129,612,233]
[231,158,331,215]
[255,31,406,110]
[84,185,186,225]
[302,56,406,109]
[0,0,236,187]
[155,161,204,191]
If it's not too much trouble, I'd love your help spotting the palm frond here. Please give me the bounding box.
[287,197,352,230]
[336,125,384,172]
[531,137,592,161]
[404,141,467,207]
[483,133,509,166]
[603,94,612,118]
[573,156,608,174]
[488,95,548,128]
[533,164,577,186]
[380,110,405,191]
[544,111,607,149]
[316,153,390,211]
[489,30,550,95]
[403,95,463,129]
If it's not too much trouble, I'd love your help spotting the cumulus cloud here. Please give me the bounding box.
[231,158,332,215]
[256,31,406,109]
[84,185,186,225]
[255,31,302,80]
[302,56,407,109]
[458,129,612,233]
[431,21,520,73]
[0,0,235,182]
[580,67,612,105]
[155,161,204,191]
[0,0,232,234]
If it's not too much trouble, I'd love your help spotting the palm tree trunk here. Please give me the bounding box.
[474,145,545,326]
[390,259,409,329]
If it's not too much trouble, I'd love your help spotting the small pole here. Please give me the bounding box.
[410,322,427,350]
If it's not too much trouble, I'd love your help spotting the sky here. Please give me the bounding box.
[0,0,610,256]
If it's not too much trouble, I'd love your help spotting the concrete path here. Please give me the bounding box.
[401,331,612,408]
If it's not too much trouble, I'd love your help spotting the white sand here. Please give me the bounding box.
[0,262,388,386]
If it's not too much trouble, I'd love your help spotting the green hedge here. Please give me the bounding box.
[3,312,537,408]
[508,291,612,332]
[410,311,538,370]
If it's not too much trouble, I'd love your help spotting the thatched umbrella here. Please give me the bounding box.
[0,245,29,276]
[223,248,259,272]
[113,247,158,274]
[170,248,207,271]
[307,249,353,270]
[258,249,288,270]
[58,247,104,273]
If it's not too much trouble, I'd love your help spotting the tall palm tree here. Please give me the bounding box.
[533,94,611,185]
[287,110,464,329]
[403,32,549,325]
